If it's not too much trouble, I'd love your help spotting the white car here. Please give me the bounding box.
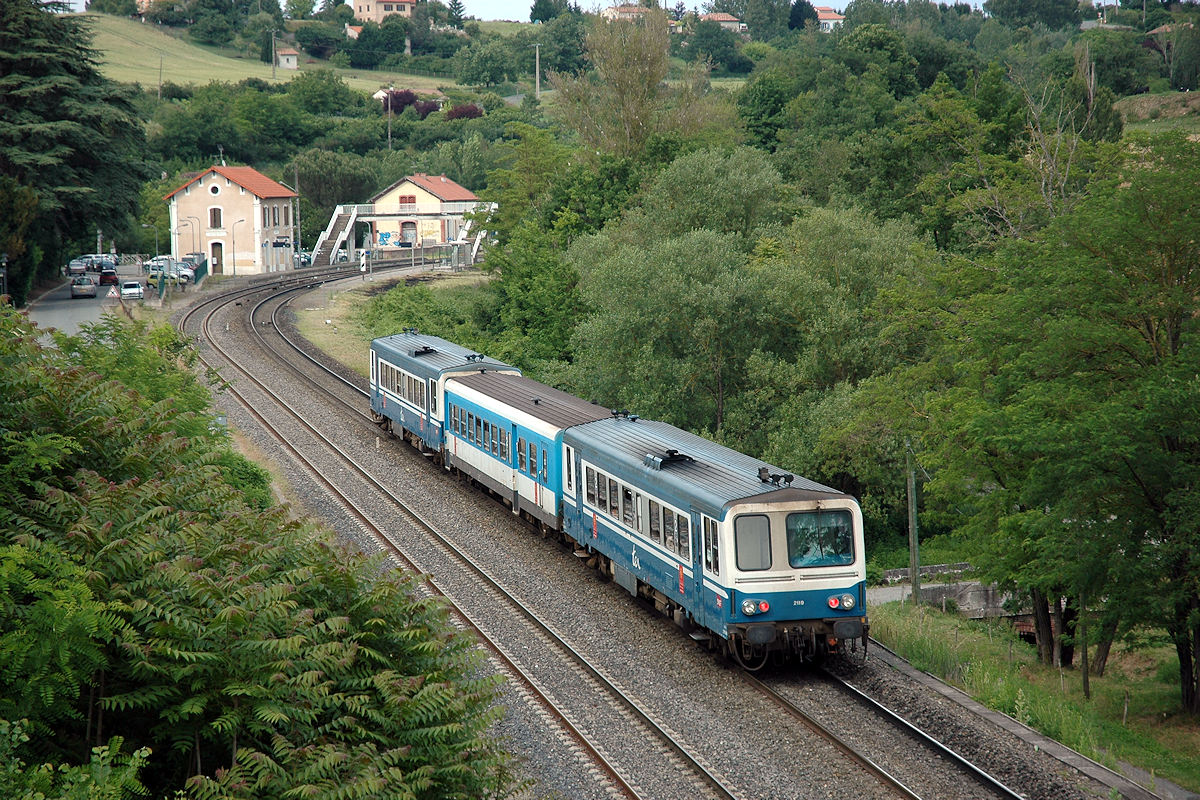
[120,280,144,300]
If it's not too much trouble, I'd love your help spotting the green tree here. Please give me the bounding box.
[455,38,510,86]
[788,0,817,29]
[0,0,150,305]
[982,0,1079,29]
[568,229,773,432]
[743,0,789,41]
[529,0,567,22]
[549,10,671,157]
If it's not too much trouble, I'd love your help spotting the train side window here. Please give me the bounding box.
[540,451,547,482]
[491,427,498,455]
[635,493,643,533]
[467,413,475,443]
[734,514,772,571]
[586,466,596,505]
[475,416,482,445]
[428,379,436,415]
[703,517,719,574]
[663,510,676,552]
[597,472,607,509]
[677,515,690,560]
[621,487,634,528]
[564,446,575,493]
[528,442,537,480]
[607,479,619,517]
[649,500,661,543]
[518,437,527,471]
[500,429,509,461]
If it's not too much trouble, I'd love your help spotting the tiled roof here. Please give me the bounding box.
[815,6,845,18]
[164,166,297,201]
[400,173,478,202]
[701,12,740,21]
[277,47,299,55]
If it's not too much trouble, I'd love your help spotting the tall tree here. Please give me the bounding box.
[549,10,671,157]
[788,0,816,29]
[0,0,150,305]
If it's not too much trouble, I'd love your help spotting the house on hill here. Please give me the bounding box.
[276,47,299,69]
[353,0,413,24]
[164,165,297,276]
[815,6,844,30]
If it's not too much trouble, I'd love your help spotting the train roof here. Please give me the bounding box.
[371,330,517,377]
[565,416,849,511]
[450,371,614,431]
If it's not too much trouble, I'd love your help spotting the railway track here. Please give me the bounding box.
[180,270,744,800]
[172,268,1138,800]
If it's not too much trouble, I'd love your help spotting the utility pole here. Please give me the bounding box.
[294,162,301,254]
[158,55,162,101]
[387,83,394,151]
[533,43,541,100]
[906,439,921,605]
[271,30,277,80]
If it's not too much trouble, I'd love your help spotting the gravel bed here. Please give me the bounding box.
[176,279,1121,800]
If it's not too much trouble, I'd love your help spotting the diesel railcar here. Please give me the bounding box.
[370,332,868,667]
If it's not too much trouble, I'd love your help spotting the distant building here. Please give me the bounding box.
[699,12,745,32]
[815,6,844,30]
[276,47,299,70]
[601,4,652,21]
[345,24,363,39]
[353,0,413,24]
[164,166,297,276]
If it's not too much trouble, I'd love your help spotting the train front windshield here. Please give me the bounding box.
[786,509,854,568]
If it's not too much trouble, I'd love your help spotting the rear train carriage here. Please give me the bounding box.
[444,372,612,528]
[562,414,867,666]
[370,331,518,452]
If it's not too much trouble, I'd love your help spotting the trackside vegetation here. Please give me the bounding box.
[0,309,516,799]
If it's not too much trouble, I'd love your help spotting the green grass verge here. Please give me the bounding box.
[83,13,455,94]
[870,601,1200,793]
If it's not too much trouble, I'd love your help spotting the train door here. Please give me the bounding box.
[698,514,722,631]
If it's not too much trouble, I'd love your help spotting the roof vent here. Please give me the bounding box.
[532,396,541,405]
[412,345,436,357]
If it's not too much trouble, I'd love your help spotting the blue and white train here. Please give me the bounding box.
[370,329,868,667]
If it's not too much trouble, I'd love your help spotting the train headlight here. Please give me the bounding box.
[841,593,856,610]
[741,599,770,616]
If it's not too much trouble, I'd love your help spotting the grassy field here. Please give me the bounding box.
[872,601,1200,794]
[1115,90,1200,135]
[82,13,454,95]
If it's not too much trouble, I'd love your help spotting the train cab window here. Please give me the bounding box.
[586,467,597,505]
[786,510,854,568]
[735,514,772,571]
[607,478,619,517]
[518,437,527,471]
[677,515,690,559]
[621,487,634,527]
[703,517,719,574]
[467,414,475,443]
[597,472,607,509]
[649,500,661,543]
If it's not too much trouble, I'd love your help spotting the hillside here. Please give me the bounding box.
[81,13,454,95]
[1115,90,1200,133]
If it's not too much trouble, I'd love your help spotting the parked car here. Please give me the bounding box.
[120,280,144,300]
[335,249,349,263]
[294,251,312,266]
[98,268,119,286]
[145,269,178,288]
[70,275,97,299]
[67,258,89,276]
[173,264,195,284]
